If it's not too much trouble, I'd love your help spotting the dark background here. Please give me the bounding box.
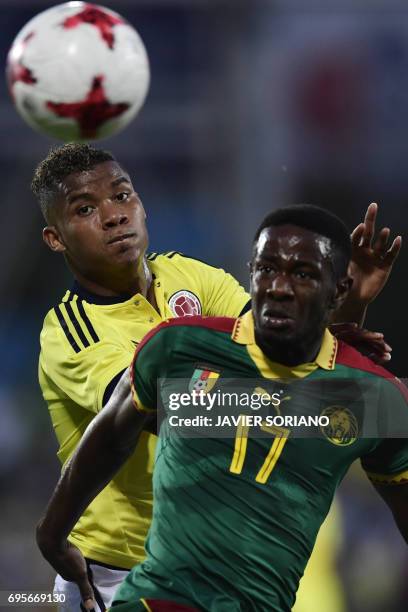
[1,1,407,611]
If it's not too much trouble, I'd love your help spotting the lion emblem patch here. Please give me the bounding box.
[320,406,358,446]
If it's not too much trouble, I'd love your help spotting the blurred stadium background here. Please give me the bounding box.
[1,1,408,610]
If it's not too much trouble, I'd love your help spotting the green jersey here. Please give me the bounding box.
[116,312,408,612]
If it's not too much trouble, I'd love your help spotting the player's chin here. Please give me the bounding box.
[259,326,298,347]
[110,242,143,262]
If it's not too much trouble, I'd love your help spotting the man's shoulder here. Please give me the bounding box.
[336,340,394,379]
[40,290,100,355]
[136,315,237,354]
[41,290,71,335]
[148,251,222,276]
[336,340,408,401]
[147,251,248,319]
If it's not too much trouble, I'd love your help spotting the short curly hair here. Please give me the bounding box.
[253,204,351,280]
[31,142,115,221]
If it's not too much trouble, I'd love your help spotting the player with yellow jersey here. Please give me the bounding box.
[40,252,249,567]
[34,144,249,611]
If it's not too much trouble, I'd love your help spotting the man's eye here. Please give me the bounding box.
[257,265,274,274]
[77,205,93,216]
[295,270,312,280]
[116,192,130,202]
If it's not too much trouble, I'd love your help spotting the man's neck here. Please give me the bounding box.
[73,258,153,301]
[254,330,324,367]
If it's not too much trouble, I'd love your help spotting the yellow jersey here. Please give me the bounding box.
[39,252,249,569]
[293,501,345,612]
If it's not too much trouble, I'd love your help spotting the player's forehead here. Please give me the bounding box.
[59,161,130,197]
[254,224,332,264]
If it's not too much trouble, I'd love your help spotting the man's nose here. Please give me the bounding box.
[266,274,294,299]
[101,202,128,229]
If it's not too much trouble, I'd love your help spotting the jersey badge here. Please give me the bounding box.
[189,366,220,394]
[320,406,358,446]
[169,290,202,317]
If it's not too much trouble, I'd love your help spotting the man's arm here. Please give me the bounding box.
[373,483,408,544]
[36,368,147,609]
[332,202,402,326]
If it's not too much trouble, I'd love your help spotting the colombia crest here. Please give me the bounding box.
[169,290,202,317]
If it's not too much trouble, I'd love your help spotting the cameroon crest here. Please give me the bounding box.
[320,406,358,446]
[189,367,220,394]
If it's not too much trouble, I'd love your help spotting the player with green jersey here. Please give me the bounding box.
[36,205,408,612]
[117,312,407,612]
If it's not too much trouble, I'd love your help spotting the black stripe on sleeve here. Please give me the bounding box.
[239,299,252,315]
[77,300,100,343]
[54,305,81,353]
[102,369,126,406]
[64,302,90,349]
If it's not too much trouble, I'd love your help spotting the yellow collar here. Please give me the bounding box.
[232,310,337,373]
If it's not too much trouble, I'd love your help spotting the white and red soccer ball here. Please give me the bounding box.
[6,2,150,141]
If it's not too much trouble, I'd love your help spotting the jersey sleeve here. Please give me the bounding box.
[171,254,250,317]
[39,310,133,414]
[131,325,170,414]
[361,439,408,485]
[361,378,408,484]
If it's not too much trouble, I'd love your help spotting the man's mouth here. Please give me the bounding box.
[263,309,295,329]
[107,232,137,245]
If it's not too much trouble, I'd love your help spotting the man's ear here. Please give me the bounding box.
[43,226,66,253]
[331,275,353,310]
